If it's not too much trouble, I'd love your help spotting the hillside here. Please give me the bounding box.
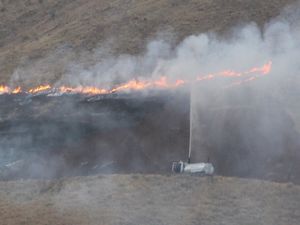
[0,0,300,184]
[0,1,300,224]
[1,89,300,184]
[0,174,299,225]
[0,0,296,84]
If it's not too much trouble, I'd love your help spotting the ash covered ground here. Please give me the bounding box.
[0,89,190,179]
[1,85,299,184]
[1,1,300,225]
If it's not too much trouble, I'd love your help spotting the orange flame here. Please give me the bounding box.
[28,85,51,94]
[0,85,9,94]
[175,79,185,86]
[247,61,272,75]
[0,61,272,96]
[111,80,152,93]
[12,86,22,94]
[0,85,22,94]
[59,86,108,95]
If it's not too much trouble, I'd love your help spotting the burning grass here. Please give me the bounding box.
[0,61,271,95]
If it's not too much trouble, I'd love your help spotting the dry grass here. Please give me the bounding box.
[0,2,300,224]
[0,0,296,84]
[0,175,299,225]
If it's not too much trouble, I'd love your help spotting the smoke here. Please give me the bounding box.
[184,6,300,179]
[2,1,300,182]
[8,3,300,91]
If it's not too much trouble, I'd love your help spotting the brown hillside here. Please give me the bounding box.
[0,0,296,84]
[0,174,299,225]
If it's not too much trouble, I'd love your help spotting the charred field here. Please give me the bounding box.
[1,85,300,184]
[0,89,190,179]
[1,0,300,224]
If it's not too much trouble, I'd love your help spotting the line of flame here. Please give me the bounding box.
[0,61,272,95]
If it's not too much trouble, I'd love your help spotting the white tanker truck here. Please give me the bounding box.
[172,161,214,175]
[171,87,214,176]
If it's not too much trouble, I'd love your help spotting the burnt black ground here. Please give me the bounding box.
[0,89,190,179]
[0,86,300,183]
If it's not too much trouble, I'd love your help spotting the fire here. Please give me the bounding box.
[0,85,9,94]
[175,79,185,86]
[12,86,21,94]
[28,85,51,94]
[247,60,272,75]
[0,85,22,94]
[0,61,272,96]
[154,76,169,88]
[196,61,272,81]
[111,80,151,93]
[196,74,214,81]
[59,86,108,95]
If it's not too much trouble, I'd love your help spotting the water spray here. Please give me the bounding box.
[172,85,214,175]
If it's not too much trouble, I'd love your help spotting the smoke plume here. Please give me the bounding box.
[2,1,300,182]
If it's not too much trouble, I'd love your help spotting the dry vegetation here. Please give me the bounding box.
[0,0,296,84]
[0,1,300,224]
[0,175,299,225]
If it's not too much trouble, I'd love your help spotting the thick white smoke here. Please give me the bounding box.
[4,1,300,181]
[8,1,300,94]
[36,4,296,102]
